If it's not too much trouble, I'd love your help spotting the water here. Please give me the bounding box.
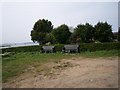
[0,42,39,49]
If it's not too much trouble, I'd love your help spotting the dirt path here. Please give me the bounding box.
[3,57,118,88]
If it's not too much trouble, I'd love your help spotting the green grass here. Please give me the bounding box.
[2,52,79,82]
[2,50,118,83]
[80,50,118,58]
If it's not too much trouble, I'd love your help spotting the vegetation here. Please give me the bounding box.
[2,18,119,83]
[80,50,118,58]
[118,27,120,42]
[2,42,119,83]
[70,23,95,43]
[80,42,120,52]
[94,22,113,42]
[2,50,118,82]
[2,52,78,82]
[2,42,120,53]
[45,33,56,44]
[52,24,71,44]
[30,19,116,44]
[30,19,53,44]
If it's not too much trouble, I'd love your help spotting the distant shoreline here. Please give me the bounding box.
[0,42,39,49]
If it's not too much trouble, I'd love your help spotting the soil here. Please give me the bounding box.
[3,56,118,88]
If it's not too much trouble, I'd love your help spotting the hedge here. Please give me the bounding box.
[1,42,120,53]
[80,42,120,52]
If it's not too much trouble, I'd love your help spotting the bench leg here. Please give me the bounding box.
[62,49,65,53]
[41,50,44,53]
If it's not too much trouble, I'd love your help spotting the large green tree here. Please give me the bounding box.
[94,22,113,42]
[52,24,71,44]
[84,23,95,42]
[118,27,120,42]
[45,33,56,44]
[70,23,95,43]
[30,19,53,44]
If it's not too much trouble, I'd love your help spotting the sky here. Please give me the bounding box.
[118,2,120,27]
[1,1,119,44]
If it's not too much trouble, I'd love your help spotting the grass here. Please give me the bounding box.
[2,52,78,82]
[2,50,118,83]
[80,50,118,58]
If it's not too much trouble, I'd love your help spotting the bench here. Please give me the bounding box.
[62,45,80,53]
[41,46,56,53]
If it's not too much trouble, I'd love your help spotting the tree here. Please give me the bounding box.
[45,33,56,44]
[94,22,113,42]
[70,23,95,43]
[118,27,120,42]
[52,24,71,44]
[30,19,53,44]
[69,32,78,44]
[69,24,84,43]
[84,23,95,42]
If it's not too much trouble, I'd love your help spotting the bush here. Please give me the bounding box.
[54,44,64,51]
[1,42,120,53]
[80,42,120,52]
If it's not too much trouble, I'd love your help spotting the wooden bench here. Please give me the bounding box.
[62,45,80,53]
[41,46,56,53]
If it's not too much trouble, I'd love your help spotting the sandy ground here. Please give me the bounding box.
[3,56,118,88]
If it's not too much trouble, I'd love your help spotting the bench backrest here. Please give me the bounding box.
[64,45,79,50]
[42,46,55,50]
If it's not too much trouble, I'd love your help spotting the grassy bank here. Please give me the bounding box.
[2,50,118,82]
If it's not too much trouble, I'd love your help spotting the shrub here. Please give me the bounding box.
[54,44,64,51]
[1,42,119,53]
[80,42,120,52]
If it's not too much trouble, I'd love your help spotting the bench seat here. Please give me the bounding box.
[62,45,80,53]
[41,46,56,53]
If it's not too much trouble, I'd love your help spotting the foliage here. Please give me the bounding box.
[118,27,120,42]
[31,19,53,44]
[30,19,116,44]
[80,42,120,52]
[2,42,119,53]
[45,33,56,44]
[52,24,71,44]
[54,44,64,51]
[69,32,77,44]
[113,32,118,40]
[70,23,95,43]
[33,19,53,33]
[94,22,113,42]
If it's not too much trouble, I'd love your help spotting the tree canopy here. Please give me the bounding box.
[52,24,71,44]
[118,27,120,42]
[94,22,113,42]
[31,19,53,44]
[30,19,114,44]
[33,19,53,33]
[70,23,95,43]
